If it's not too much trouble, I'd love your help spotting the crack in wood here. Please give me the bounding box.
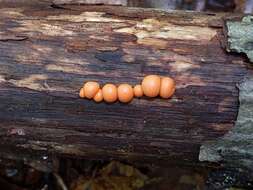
[0,35,28,42]
[50,2,73,10]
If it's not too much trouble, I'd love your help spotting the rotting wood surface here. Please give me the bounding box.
[0,3,250,165]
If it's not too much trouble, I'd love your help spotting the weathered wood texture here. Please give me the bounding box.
[0,3,249,164]
[0,0,127,7]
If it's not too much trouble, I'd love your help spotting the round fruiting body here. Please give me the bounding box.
[160,77,176,99]
[141,75,161,97]
[102,84,118,103]
[133,85,143,98]
[93,89,103,102]
[83,81,100,99]
[79,88,85,98]
[118,84,134,103]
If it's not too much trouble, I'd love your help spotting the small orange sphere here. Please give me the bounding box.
[102,84,118,103]
[93,89,103,102]
[133,85,143,98]
[118,84,134,103]
[83,81,100,99]
[79,88,85,98]
[160,77,175,99]
[141,75,161,97]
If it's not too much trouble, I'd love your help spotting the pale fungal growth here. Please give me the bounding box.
[79,75,176,103]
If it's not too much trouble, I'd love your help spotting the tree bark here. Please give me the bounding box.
[0,3,250,165]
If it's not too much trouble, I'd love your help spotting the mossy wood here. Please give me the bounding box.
[0,2,251,166]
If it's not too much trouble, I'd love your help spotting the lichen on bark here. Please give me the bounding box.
[199,74,253,174]
[226,16,253,63]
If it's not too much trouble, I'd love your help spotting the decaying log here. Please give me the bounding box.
[0,2,251,169]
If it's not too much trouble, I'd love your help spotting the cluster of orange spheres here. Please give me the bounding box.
[79,75,175,103]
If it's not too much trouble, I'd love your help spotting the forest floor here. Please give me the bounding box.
[0,157,251,190]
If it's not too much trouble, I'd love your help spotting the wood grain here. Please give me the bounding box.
[0,4,249,164]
